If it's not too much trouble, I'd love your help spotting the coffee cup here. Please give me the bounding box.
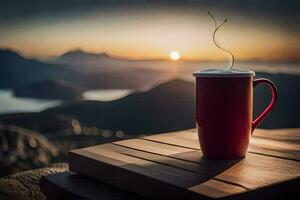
[194,69,277,159]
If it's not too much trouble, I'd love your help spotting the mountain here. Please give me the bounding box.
[58,50,173,89]
[57,49,135,73]
[42,79,195,134]
[0,79,195,134]
[56,49,172,73]
[60,50,112,61]
[37,73,300,130]
[0,49,72,89]
[58,50,116,72]
[1,74,299,135]
[13,79,84,100]
[0,49,171,90]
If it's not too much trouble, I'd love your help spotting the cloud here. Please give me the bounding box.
[1,1,299,35]
[0,0,299,24]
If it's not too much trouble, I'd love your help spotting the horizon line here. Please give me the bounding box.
[1,47,300,63]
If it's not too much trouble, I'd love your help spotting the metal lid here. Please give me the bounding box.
[193,68,255,77]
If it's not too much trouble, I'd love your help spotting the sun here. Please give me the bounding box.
[169,51,180,61]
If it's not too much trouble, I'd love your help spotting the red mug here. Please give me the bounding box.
[194,69,277,159]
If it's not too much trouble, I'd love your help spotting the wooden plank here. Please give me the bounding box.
[103,143,241,179]
[41,172,300,200]
[69,144,247,199]
[69,129,300,199]
[115,139,237,170]
[189,179,247,199]
[114,138,300,190]
[148,129,300,143]
[143,129,300,160]
[114,138,193,155]
[39,172,141,200]
[252,129,300,143]
[83,144,208,187]
[70,149,192,200]
[214,153,300,189]
[143,129,200,150]
[249,136,300,160]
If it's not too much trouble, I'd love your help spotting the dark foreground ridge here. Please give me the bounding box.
[1,75,300,135]
[13,79,84,100]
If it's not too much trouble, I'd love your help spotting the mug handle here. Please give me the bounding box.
[252,78,278,133]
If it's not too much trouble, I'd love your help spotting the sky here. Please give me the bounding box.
[0,0,299,61]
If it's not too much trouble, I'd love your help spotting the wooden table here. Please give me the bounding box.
[41,129,300,199]
[40,172,142,200]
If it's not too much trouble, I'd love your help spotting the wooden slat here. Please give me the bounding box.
[39,172,141,200]
[69,129,300,199]
[214,153,300,189]
[69,144,247,199]
[110,143,241,179]
[250,137,300,160]
[83,144,207,187]
[143,129,200,150]
[115,139,235,168]
[189,179,246,199]
[70,150,196,200]
[143,129,300,161]
[114,138,300,190]
[114,138,193,155]
[252,129,300,143]
[41,172,300,200]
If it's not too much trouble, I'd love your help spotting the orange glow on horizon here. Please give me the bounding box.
[0,8,299,62]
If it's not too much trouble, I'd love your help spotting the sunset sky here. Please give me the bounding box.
[0,0,299,61]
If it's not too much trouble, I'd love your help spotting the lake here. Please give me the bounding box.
[0,89,132,114]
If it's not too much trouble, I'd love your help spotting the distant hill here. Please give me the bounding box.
[34,73,300,130]
[42,79,195,134]
[0,49,171,90]
[0,79,195,134]
[60,49,112,60]
[58,50,119,73]
[0,49,72,89]
[56,49,172,73]
[1,75,299,134]
[60,50,112,61]
[56,49,172,89]
[13,79,84,100]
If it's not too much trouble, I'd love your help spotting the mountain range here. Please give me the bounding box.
[13,80,84,100]
[0,49,299,133]
[0,49,171,92]
[57,49,172,73]
[1,75,299,135]
[0,50,70,89]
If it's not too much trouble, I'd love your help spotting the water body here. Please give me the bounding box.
[0,90,60,114]
[82,89,132,101]
[0,89,132,114]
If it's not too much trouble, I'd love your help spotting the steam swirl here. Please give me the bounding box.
[208,11,234,71]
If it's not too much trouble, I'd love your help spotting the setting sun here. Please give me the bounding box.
[169,51,180,61]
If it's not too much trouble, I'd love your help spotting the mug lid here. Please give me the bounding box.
[193,68,255,77]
